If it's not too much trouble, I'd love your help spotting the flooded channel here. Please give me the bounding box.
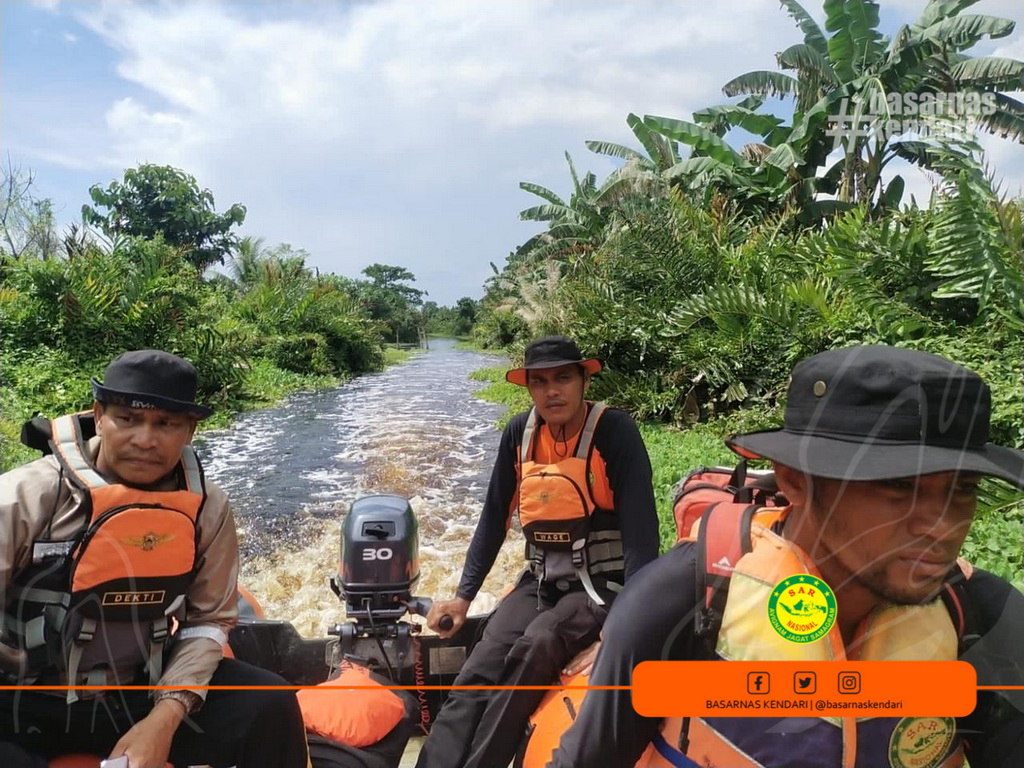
[194,339,525,637]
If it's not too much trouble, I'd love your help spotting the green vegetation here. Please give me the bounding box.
[424,297,479,338]
[81,164,247,270]
[470,0,1024,585]
[383,345,422,367]
[469,366,532,429]
[0,163,454,474]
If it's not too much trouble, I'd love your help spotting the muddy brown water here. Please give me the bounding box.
[194,338,525,637]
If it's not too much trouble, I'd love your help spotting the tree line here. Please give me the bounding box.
[0,162,476,470]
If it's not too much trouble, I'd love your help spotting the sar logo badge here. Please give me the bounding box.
[121,532,175,551]
[888,717,956,768]
[767,574,837,643]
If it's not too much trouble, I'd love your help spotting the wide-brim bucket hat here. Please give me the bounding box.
[505,336,603,387]
[92,349,214,420]
[727,345,1024,488]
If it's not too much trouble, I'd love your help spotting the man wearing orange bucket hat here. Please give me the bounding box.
[548,345,1024,767]
[418,336,659,768]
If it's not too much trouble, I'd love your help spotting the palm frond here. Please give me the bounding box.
[519,182,566,207]
[825,0,886,81]
[950,57,1024,90]
[926,153,1021,315]
[585,141,648,164]
[779,0,830,55]
[974,92,1024,143]
[643,116,745,166]
[914,0,982,31]
[624,113,673,171]
[722,71,801,99]
[919,14,1015,52]
[777,43,839,86]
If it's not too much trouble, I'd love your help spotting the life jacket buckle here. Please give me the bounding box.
[151,621,169,644]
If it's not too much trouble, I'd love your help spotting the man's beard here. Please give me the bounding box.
[847,559,947,606]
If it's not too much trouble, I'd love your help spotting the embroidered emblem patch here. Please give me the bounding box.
[767,574,837,643]
[888,717,955,768]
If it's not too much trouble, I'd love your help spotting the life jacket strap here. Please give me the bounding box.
[65,617,97,704]
[7,585,68,607]
[23,617,46,651]
[147,620,170,686]
[572,540,605,606]
[520,408,539,465]
[585,538,623,568]
[651,733,703,767]
[518,402,607,466]
[574,403,606,459]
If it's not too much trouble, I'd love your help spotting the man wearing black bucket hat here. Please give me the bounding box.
[549,345,1024,768]
[417,336,659,768]
[0,350,309,767]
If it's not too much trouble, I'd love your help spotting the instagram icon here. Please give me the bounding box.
[837,672,861,694]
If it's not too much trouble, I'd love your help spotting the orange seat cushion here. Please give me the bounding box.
[297,664,406,748]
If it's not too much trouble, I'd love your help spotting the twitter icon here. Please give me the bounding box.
[794,671,816,694]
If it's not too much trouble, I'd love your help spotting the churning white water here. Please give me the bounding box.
[194,339,525,637]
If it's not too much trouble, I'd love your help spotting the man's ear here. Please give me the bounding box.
[92,401,104,435]
[773,462,809,507]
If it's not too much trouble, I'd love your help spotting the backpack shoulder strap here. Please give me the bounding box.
[693,502,759,653]
[939,560,981,656]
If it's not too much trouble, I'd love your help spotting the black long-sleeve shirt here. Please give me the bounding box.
[456,406,659,601]
[547,542,1024,767]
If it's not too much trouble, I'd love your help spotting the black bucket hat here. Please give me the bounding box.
[505,336,602,387]
[92,350,214,420]
[727,345,1024,488]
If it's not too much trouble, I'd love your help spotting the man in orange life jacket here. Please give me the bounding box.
[417,336,659,768]
[549,345,1024,768]
[0,350,309,768]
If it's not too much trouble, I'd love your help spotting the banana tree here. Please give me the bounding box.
[722,0,1024,207]
[517,151,637,263]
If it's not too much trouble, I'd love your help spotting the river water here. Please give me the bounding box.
[192,339,526,637]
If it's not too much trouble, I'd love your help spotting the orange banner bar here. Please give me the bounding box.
[632,661,976,718]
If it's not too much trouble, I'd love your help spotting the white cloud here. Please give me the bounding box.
[11,0,1022,302]
[30,0,60,12]
[62,31,77,43]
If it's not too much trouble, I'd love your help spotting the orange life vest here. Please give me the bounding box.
[517,402,623,604]
[5,412,206,702]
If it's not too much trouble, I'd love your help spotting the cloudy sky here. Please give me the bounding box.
[3,0,1022,304]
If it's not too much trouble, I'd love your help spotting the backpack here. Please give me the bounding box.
[671,459,783,542]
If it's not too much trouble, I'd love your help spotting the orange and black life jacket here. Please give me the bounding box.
[5,412,206,702]
[517,402,623,604]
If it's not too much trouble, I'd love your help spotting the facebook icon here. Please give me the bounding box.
[747,672,771,694]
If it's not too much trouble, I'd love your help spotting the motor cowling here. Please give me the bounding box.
[336,495,420,622]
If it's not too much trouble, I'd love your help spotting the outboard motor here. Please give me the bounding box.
[333,495,421,622]
[329,495,449,679]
